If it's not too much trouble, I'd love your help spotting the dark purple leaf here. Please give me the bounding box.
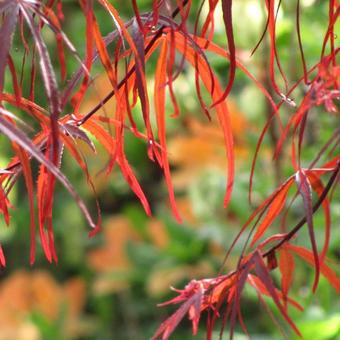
[229,259,253,339]
[253,251,301,336]
[217,0,235,104]
[20,4,61,163]
[0,3,19,95]
[30,5,89,79]
[0,107,32,130]
[0,0,14,13]
[295,168,320,291]
[61,123,96,152]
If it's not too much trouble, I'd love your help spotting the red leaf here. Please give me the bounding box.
[118,149,151,216]
[1,93,49,125]
[154,37,181,222]
[71,0,94,114]
[130,19,155,153]
[7,55,22,102]
[37,163,52,262]
[12,145,36,264]
[251,183,291,246]
[43,5,67,81]
[171,32,234,207]
[267,250,278,270]
[285,244,340,294]
[153,280,205,340]
[229,258,254,337]
[308,172,331,263]
[91,13,118,92]
[296,0,308,84]
[278,247,295,309]
[265,0,289,98]
[0,115,98,232]
[0,244,6,267]
[82,120,116,159]
[83,119,151,215]
[248,274,303,311]
[0,185,10,226]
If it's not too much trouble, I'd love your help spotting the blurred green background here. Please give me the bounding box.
[0,0,339,339]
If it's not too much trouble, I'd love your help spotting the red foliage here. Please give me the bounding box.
[0,0,338,338]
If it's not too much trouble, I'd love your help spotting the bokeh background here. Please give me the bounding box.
[0,0,339,339]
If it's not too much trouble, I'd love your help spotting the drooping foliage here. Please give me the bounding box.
[0,0,338,338]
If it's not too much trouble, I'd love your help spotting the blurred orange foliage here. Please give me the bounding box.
[0,270,85,339]
[87,216,171,294]
[169,100,250,189]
